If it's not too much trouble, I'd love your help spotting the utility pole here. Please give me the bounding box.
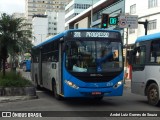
[90,0,93,28]
[124,27,129,84]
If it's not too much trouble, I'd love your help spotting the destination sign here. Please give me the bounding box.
[72,31,119,39]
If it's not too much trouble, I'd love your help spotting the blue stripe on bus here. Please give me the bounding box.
[136,32,160,43]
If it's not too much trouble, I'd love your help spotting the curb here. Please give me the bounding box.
[0,95,38,103]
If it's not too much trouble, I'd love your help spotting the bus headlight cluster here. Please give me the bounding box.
[65,80,79,89]
[113,80,123,88]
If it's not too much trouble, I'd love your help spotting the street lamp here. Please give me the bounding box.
[38,34,44,43]
[90,0,93,28]
[32,36,36,43]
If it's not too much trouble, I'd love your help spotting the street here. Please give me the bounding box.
[0,71,159,120]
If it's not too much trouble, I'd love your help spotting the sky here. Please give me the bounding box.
[0,0,25,15]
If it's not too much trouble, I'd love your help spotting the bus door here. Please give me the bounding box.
[53,38,64,95]
[39,49,43,86]
[131,46,146,95]
[59,39,64,95]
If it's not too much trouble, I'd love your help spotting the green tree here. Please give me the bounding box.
[0,13,32,76]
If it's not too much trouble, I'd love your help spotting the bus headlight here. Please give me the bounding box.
[113,80,123,88]
[65,80,79,89]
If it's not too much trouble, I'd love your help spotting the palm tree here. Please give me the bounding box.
[0,13,32,76]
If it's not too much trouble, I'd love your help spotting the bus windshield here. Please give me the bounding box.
[65,40,123,73]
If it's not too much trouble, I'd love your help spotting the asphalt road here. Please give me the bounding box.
[0,70,159,120]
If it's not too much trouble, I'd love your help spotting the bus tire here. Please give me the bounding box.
[52,80,62,100]
[147,83,160,106]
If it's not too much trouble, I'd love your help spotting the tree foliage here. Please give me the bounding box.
[0,13,33,76]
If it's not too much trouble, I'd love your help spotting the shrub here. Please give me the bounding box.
[0,72,33,87]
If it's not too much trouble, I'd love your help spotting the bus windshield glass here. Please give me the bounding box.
[65,40,123,73]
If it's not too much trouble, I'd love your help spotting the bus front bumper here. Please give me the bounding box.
[63,83,123,97]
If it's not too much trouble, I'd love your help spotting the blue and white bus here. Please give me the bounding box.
[129,32,160,106]
[31,29,124,100]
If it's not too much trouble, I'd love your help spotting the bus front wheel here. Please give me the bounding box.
[147,83,160,106]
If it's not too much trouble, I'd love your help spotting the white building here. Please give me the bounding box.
[32,11,66,46]
[32,15,48,45]
[57,11,66,34]
[65,0,99,28]
[25,0,71,24]
[125,0,160,44]
[45,10,65,36]
[45,11,58,36]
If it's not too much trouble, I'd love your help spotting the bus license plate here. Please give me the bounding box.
[92,92,102,95]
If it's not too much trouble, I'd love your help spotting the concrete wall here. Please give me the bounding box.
[74,17,89,28]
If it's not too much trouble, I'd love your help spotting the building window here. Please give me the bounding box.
[148,0,157,8]
[130,4,136,14]
[129,28,135,34]
[148,20,157,30]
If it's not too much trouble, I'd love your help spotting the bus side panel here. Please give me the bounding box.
[132,66,160,96]
[31,63,39,84]
[145,66,160,97]
[42,62,48,89]
[41,62,60,91]
[131,70,145,95]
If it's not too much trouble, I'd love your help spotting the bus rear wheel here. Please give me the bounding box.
[147,83,160,106]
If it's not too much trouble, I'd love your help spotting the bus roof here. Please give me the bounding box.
[33,28,120,49]
[136,32,160,43]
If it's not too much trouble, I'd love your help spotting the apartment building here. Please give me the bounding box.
[25,0,71,24]
[32,15,48,45]
[125,0,160,44]
[65,0,125,30]
[32,11,65,45]
[45,11,65,36]
[65,0,99,25]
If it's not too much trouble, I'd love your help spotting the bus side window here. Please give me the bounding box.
[133,46,146,65]
[150,41,160,63]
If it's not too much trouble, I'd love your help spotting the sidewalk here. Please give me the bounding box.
[0,96,38,103]
[0,69,38,103]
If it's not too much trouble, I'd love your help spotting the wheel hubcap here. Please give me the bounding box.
[149,88,158,101]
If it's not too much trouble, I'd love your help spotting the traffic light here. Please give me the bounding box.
[101,14,109,28]
[138,20,148,35]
